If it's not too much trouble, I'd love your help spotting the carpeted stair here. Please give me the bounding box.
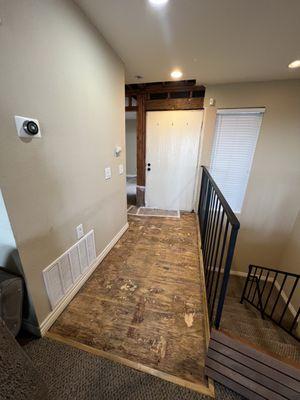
[221,276,300,364]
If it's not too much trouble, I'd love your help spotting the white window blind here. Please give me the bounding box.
[210,108,264,213]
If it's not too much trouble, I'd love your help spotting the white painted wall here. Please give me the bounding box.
[201,80,300,273]
[125,118,137,176]
[0,0,127,328]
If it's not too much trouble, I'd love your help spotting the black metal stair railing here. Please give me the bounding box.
[198,166,240,329]
[241,264,300,341]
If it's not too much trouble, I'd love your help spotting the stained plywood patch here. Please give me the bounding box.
[50,213,207,387]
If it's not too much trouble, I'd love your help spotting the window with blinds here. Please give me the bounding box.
[210,108,264,213]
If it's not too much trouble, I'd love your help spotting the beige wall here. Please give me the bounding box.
[125,118,137,176]
[0,0,127,326]
[202,80,300,273]
[280,211,300,308]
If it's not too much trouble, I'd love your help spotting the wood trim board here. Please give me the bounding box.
[46,332,215,398]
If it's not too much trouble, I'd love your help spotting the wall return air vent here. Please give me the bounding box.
[43,230,96,310]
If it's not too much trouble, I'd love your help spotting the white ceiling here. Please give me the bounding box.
[75,0,300,85]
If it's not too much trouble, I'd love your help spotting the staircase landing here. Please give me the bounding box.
[221,275,300,364]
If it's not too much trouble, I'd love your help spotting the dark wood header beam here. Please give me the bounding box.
[146,97,204,111]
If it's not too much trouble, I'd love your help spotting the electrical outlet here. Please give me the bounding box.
[104,167,112,180]
[76,224,84,240]
[118,164,124,175]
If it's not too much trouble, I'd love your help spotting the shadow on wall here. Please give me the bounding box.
[232,225,292,274]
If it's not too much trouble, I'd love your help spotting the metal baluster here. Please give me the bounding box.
[204,191,217,275]
[290,307,300,333]
[202,178,212,250]
[247,266,258,301]
[203,187,215,265]
[279,277,299,325]
[208,208,225,301]
[263,272,278,314]
[251,268,263,304]
[198,172,207,236]
[270,274,287,319]
[215,225,239,329]
[258,269,270,308]
[206,200,221,292]
[210,218,229,322]
[240,265,252,304]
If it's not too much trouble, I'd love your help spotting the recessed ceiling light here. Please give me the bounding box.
[288,60,300,69]
[149,0,169,6]
[171,69,183,79]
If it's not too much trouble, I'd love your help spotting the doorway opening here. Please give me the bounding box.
[125,111,137,207]
[145,110,203,212]
[125,80,205,212]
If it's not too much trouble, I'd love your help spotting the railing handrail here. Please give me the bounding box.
[201,167,240,230]
[198,166,240,329]
[241,264,299,341]
[249,264,300,279]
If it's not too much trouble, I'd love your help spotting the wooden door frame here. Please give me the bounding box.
[125,81,205,207]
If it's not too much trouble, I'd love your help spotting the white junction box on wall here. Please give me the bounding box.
[118,164,124,175]
[14,115,41,138]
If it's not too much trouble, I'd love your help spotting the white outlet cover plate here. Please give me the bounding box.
[14,115,41,138]
[118,164,124,175]
[104,167,112,180]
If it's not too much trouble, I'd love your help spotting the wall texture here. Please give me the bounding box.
[280,210,300,308]
[202,80,300,273]
[125,118,137,176]
[0,0,127,326]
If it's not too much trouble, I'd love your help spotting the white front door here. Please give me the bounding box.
[145,110,203,211]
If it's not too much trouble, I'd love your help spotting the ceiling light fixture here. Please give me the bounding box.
[288,60,300,69]
[171,69,183,79]
[149,0,169,6]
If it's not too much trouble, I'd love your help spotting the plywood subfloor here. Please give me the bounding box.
[49,214,210,392]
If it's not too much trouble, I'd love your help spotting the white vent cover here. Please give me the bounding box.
[43,230,96,309]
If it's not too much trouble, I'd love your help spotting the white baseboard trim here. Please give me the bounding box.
[205,266,248,278]
[230,270,248,278]
[126,174,137,178]
[38,222,129,336]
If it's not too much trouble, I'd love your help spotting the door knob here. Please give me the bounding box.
[147,163,151,166]
[147,167,151,171]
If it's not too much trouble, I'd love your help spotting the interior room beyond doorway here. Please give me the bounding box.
[126,111,137,207]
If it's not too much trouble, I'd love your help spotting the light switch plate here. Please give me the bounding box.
[76,224,84,240]
[118,164,124,175]
[104,167,112,180]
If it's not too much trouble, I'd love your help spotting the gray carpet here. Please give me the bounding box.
[24,337,245,400]
[0,318,47,400]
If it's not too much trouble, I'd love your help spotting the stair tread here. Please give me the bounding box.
[222,328,300,354]
[222,315,276,329]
